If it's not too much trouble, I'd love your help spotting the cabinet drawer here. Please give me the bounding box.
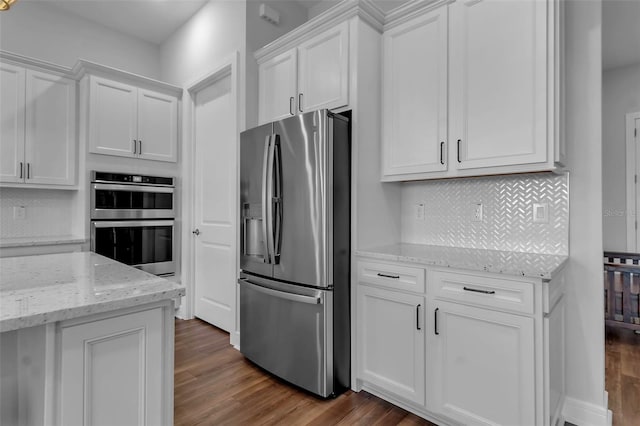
[428,270,535,315]
[357,261,425,293]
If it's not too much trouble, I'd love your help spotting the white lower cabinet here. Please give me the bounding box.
[355,258,565,426]
[357,285,425,404]
[425,299,535,425]
[59,305,172,426]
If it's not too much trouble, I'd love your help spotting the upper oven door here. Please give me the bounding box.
[91,183,175,219]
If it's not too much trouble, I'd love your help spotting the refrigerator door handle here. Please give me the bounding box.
[261,134,272,263]
[238,278,323,305]
[266,133,277,264]
[272,134,283,262]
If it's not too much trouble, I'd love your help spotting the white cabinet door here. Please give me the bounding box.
[89,76,137,158]
[137,89,178,162]
[382,7,448,177]
[449,0,547,169]
[258,48,297,124]
[426,299,535,426]
[60,308,168,426]
[357,285,425,405]
[0,63,25,183]
[297,21,349,114]
[24,70,76,185]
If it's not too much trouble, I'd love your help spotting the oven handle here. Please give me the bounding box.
[92,220,175,228]
[92,183,174,193]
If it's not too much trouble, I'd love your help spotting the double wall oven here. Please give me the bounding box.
[90,171,176,276]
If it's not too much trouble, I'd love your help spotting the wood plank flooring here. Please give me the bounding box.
[606,325,640,426]
[174,318,434,426]
[176,319,640,425]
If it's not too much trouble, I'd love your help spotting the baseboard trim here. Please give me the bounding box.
[562,395,611,426]
[230,331,240,349]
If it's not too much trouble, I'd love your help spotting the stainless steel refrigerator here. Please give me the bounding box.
[238,109,350,398]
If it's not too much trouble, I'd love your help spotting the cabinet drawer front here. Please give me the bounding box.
[358,261,425,293]
[429,270,534,315]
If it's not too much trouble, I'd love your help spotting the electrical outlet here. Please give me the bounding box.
[415,203,425,221]
[13,206,26,220]
[533,203,549,223]
[472,203,483,222]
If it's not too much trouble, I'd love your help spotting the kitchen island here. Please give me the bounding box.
[0,252,185,426]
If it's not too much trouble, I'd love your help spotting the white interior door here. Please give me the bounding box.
[193,73,237,332]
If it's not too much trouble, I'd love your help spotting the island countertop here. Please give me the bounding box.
[356,243,568,280]
[0,252,185,332]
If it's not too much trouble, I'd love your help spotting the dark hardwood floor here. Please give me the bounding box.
[606,325,640,426]
[174,318,434,426]
[176,319,640,425]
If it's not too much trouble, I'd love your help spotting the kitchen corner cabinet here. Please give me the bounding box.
[0,62,76,186]
[88,75,178,162]
[381,0,565,181]
[355,258,566,426]
[258,21,349,124]
[59,304,172,426]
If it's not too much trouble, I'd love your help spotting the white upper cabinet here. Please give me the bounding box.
[137,89,178,162]
[88,74,178,162]
[297,21,349,114]
[258,22,349,124]
[450,0,547,170]
[381,0,564,181]
[89,77,137,158]
[382,7,448,176]
[1,62,76,186]
[258,49,298,124]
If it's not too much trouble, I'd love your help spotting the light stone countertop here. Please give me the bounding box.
[0,252,185,332]
[0,235,87,248]
[356,243,568,280]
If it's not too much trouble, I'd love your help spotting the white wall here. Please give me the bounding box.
[602,62,640,251]
[0,3,161,78]
[564,0,607,424]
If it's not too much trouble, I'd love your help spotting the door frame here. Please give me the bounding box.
[182,52,241,347]
[625,111,640,251]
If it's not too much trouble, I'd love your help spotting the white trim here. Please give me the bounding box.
[625,112,640,251]
[183,52,241,333]
[562,396,611,426]
[0,50,75,77]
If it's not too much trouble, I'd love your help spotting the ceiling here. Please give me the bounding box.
[602,0,640,70]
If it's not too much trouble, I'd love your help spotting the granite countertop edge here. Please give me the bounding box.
[355,244,569,280]
[0,287,185,333]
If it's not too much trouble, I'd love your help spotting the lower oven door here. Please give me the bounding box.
[239,273,334,397]
[91,220,175,276]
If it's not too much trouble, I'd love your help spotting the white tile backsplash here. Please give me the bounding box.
[401,173,569,255]
[0,188,76,239]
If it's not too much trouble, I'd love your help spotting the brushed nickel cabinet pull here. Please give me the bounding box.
[298,93,303,112]
[289,97,294,115]
[434,307,439,335]
[138,140,142,155]
[457,139,461,163]
[27,163,30,179]
[133,139,137,154]
[416,304,421,330]
[440,141,445,165]
[19,162,23,179]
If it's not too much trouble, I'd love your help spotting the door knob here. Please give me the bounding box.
[192,229,200,236]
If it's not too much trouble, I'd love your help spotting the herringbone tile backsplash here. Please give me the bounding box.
[401,173,569,255]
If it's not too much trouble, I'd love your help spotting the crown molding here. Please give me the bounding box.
[255,0,385,64]
[384,0,455,31]
[73,59,182,97]
[0,50,75,78]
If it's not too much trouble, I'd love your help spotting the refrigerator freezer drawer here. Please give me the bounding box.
[239,275,334,397]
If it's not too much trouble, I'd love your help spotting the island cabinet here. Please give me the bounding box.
[59,303,173,426]
[257,21,349,124]
[76,61,181,163]
[0,59,76,187]
[381,0,566,181]
[354,257,566,426]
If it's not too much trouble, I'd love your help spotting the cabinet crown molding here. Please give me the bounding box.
[73,60,182,97]
[383,0,455,31]
[0,50,75,78]
[254,0,385,64]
